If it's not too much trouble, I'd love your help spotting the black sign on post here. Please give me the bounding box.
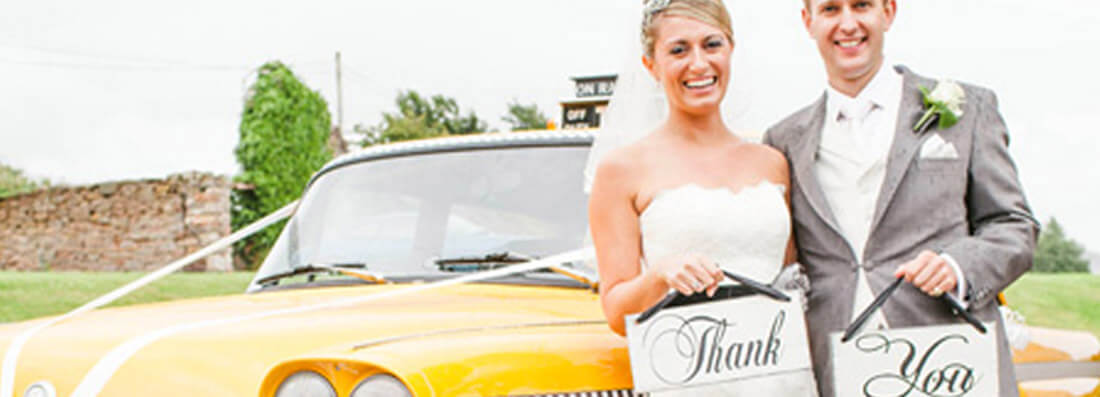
[564,107,592,124]
[561,74,617,129]
[575,79,616,98]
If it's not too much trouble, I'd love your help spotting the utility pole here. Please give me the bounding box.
[335,51,344,136]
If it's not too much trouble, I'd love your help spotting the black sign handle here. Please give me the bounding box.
[842,277,905,343]
[842,276,987,343]
[942,293,987,334]
[634,290,680,325]
[722,270,790,302]
[634,270,790,325]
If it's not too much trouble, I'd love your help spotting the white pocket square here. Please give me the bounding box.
[919,134,959,159]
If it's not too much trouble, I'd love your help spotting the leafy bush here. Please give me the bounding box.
[232,62,332,268]
[358,90,487,146]
[0,163,45,199]
[501,100,549,131]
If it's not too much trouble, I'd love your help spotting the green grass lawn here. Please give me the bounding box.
[1,271,1096,337]
[0,271,255,323]
[1005,272,1100,339]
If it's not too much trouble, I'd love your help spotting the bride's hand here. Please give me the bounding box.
[651,254,723,297]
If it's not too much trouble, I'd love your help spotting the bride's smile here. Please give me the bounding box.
[683,76,717,89]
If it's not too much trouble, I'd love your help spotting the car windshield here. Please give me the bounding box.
[249,143,591,290]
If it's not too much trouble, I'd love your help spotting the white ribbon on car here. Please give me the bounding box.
[0,195,594,396]
[69,247,594,396]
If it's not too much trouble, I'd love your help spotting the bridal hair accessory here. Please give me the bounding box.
[643,0,672,20]
[913,79,966,133]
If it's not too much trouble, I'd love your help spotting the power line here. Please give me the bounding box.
[0,42,253,71]
[0,42,335,73]
[343,65,373,84]
[0,56,249,72]
[0,41,186,64]
[342,72,373,87]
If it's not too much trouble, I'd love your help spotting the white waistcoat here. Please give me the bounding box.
[816,65,904,328]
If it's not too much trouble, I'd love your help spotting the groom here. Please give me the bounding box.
[764,0,1038,396]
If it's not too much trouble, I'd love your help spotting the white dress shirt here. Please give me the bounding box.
[815,63,966,329]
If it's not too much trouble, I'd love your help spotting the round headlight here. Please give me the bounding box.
[23,381,56,397]
[274,371,336,397]
[350,374,412,397]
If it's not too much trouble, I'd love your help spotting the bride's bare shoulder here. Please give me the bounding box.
[594,133,659,179]
[737,141,789,168]
[732,142,791,184]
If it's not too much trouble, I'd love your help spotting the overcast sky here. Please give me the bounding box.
[3,0,1099,251]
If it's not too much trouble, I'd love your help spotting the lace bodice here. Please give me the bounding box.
[636,182,817,396]
[640,182,790,283]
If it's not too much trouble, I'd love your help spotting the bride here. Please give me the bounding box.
[586,0,816,395]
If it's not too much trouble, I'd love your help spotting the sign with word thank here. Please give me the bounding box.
[625,295,812,393]
[830,323,999,397]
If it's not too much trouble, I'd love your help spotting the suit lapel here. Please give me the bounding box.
[789,94,846,239]
[867,66,933,238]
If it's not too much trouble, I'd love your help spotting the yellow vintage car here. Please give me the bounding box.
[0,131,1095,396]
[1,131,638,397]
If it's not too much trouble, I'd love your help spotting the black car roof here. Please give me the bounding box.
[307,130,595,190]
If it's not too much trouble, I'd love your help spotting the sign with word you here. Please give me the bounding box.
[625,295,812,393]
[830,323,998,397]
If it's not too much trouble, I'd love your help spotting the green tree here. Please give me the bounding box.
[359,90,488,147]
[1033,217,1090,273]
[232,61,333,268]
[501,100,549,131]
[0,163,45,199]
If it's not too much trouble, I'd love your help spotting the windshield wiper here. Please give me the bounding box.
[255,263,387,287]
[432,251,599,290]
[433,251,533,271]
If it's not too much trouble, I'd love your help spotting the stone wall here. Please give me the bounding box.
[0,172,232,272]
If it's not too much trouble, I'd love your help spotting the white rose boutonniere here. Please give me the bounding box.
[913,79,966,133]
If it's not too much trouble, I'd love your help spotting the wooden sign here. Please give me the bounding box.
[625,295,812,393]
[830,323,999,397]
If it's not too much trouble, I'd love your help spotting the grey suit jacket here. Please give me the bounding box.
[764,66,1038,397]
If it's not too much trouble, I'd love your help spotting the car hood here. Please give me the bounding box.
[0,283,624,396]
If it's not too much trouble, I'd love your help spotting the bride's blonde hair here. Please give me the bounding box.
[641,0,733,59]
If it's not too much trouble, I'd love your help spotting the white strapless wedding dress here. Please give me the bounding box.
[639,182,818,396]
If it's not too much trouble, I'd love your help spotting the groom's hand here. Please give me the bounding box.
[894,251,958,297]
